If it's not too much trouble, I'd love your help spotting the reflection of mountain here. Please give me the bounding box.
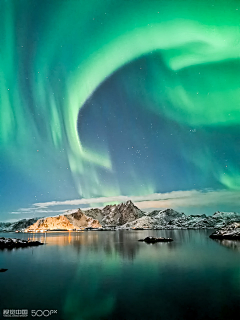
[0,246,33,251]
[69,231,179,260]
[1,229,212,259]
[209,222,240,251]
[102,232,142,260]
[26,230,178,260]
[27,232,97,247]
[213,239,240,252]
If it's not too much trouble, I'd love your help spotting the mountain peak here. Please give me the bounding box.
[102,200,145,226]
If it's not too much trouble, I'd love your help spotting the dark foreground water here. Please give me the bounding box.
[0,230,239,320]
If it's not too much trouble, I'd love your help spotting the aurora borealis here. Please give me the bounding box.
[1,0,240,220]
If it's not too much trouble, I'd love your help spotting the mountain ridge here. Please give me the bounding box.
[1,202,240,231]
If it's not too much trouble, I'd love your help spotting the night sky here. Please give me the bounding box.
[1,0,240,221]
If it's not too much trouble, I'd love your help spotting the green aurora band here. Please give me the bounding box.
[1,0,240,199]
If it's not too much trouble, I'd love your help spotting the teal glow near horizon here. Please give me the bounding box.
[0,0,240,216]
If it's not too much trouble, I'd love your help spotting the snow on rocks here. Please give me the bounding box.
[209,222,240,240]
[0,237,44,249]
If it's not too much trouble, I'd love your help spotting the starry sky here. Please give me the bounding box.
[1,0,240,221]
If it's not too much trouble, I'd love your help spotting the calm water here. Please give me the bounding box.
[0,230,239,320]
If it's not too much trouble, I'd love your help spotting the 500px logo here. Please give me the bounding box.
[2,309,57,318]
[3,309,28,317]
[31,310,58,317]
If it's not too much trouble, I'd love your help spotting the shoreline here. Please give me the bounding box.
[0,227,216,234]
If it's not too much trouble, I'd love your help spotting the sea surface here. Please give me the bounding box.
[0,230,239,320]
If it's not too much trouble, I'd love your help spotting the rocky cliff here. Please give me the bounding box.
[25,209,101,231]
[26,215,77,231]
[101,200,145,226]
[65,209,101,229]
[1,202,240,232]
[0,218,39,232]
[120,209,240,230]
[209,222,240,239]
[80,208,104,223]
[24,201,143,231]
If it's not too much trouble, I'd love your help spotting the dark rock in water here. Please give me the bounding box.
[0,268,8,272]
[0,237,44,249]
[138,236,173,243]
[209,222,240,240]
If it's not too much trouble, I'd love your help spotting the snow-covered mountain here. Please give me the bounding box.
[0,218,39,232]
[25,209,101,231]
[1,202,240,232]
[80,208,104,223]
[120,209,240,230]
[210,222,240,239]
[101,200,145,226]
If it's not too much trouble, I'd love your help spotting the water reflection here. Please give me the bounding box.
[0,230,239,320]
[47,231,179,260]
[0,230,209,259]
[63,265,116,320]
[213,239,240,252]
